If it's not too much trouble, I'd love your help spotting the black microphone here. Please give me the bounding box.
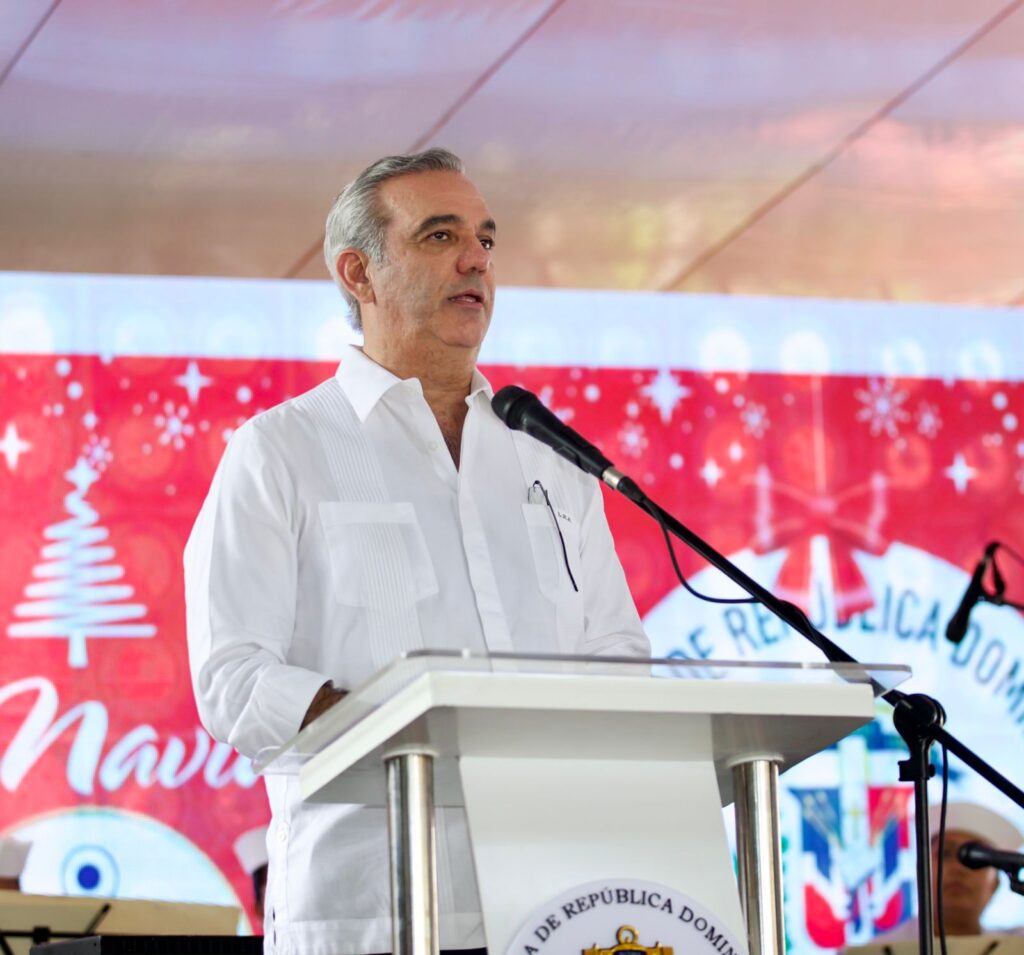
[491,385,644,503]
[958,841,1024,873]
[945,546,995,644]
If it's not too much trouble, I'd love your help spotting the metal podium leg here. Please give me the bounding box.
[732,757,784,955]
[385,750,439,955]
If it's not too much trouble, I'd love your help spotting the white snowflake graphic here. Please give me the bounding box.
[945,452,977,495]
[915,401,942,439]
[854,379,910,439]
[174,360,213,404]
[536,385,574,422]
[640,368,691,424]
[740,402,770,439]
[0,422,32,471]
[617,421,648,458]
[154,401,195,450]
[82,434,113,473]
[700,459,724,487]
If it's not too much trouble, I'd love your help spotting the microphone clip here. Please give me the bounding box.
[985,541,1007,604]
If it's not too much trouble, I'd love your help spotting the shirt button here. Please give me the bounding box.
[276,824,289,843]
[428,441,440,452]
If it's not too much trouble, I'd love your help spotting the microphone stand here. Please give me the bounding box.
[603,471,1024,955]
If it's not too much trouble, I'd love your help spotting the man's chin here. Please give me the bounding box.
[438,318,491,350]
[940,893,981,920]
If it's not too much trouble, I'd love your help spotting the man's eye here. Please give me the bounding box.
[480,237,495,250]
[429,231,450,241]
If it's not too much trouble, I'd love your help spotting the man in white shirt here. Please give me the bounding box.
[185,148,649,955]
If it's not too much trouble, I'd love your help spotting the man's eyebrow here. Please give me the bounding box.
[413,214,497,236]
[414,214,460,236]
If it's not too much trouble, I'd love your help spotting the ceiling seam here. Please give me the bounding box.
[657,0,1024,293]
[404,0,571,153]
[0,0,64,90]
[282,0,571,280]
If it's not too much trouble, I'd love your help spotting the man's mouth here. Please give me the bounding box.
[449,291,485,305]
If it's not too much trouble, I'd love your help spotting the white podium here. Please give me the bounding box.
[257,652,906,955]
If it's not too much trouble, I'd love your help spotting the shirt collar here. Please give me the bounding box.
[468,367,494,404]
[334,344,494,421]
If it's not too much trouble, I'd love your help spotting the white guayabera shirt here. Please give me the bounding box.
[185,344,649,955]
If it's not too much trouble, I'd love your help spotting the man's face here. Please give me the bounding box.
[932,829,999,926]
[367,169,496,353]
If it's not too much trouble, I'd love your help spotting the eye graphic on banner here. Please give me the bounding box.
[10,807,242,912]
[62,844,119,896]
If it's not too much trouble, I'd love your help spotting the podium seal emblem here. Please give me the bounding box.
[504,879,747,955]
[583,924,673,955]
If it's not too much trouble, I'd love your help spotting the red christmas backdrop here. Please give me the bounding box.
[2,351,1023,936]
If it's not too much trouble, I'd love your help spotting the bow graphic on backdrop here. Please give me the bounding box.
[748,466,889,623]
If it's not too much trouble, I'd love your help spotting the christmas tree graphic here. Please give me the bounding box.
[7,456,156,668]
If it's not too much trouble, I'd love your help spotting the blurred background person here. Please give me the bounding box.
[874,802,1023,941]
[0,837,31,892]
[233,825,269,929]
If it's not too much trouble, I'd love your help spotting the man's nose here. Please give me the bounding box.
[459,240,491,273]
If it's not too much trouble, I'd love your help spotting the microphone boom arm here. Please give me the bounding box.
[616,480,1024,807]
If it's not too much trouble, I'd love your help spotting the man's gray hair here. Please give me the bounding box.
[323,147,466,330]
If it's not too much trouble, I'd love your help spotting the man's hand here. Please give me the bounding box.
[301,681,347,729]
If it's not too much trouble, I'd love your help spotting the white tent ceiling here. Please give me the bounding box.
[2,0,1023,307]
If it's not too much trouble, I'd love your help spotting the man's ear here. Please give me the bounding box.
[336,249,376,306]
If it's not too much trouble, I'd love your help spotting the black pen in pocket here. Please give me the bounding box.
[530,480,578,592]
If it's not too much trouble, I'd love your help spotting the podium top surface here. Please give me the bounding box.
[253,651,907,805]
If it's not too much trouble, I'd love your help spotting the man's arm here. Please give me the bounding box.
[186,420,335,758]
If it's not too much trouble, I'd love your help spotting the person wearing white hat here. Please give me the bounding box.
[872,801,1024,941]
[929,802,1023,937]
[0,836,31,892]
[234,826,270,926]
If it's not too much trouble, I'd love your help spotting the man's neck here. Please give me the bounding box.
[936,914,984,936]
[362,339,477,420]
[362,339,475,469]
